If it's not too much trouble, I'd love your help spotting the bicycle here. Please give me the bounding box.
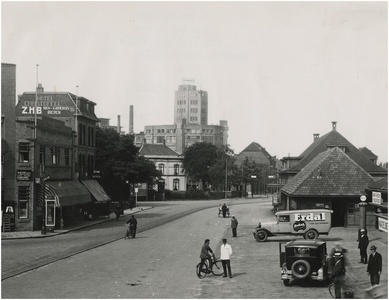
[196,256,224,278]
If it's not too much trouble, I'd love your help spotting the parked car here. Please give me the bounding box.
[253,209,333,242]
[279,240,330,286]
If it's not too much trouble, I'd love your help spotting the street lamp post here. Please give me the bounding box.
[225,158,228,200]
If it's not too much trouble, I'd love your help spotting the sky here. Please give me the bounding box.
[2,1,388,163]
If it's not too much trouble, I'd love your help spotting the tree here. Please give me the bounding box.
[182,142,219,189]
[208,145,237,191]
[95,128,161,201]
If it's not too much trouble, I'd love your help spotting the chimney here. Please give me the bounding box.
[313,133,320,141]
[117,115,121,133]
[332,121,337,131]
[37,83,44,93]
[129,105,134,134]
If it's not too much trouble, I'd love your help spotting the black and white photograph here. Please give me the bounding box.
[1,1,388,299]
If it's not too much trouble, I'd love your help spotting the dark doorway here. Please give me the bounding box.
[331,200,346,227]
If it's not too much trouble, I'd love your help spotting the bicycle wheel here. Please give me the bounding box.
[328,282,336,299]
[196,262,208,279]
[211,259,224,276]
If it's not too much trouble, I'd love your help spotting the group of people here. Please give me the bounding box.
[329,228,383,298]
[200,238,233,278]
[199,205,239,278]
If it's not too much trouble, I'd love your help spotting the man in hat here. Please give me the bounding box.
[231,216,238,237]
[357,228,369,264]
[220,238,233,278]
[331,252,346,298]
[367,245,382,286]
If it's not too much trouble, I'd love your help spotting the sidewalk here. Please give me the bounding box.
[1,206,152,240]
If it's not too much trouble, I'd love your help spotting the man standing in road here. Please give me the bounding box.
[220,238,233,278]
[221,203,228,218]
[330,252,346,298]
[367,245,382,286]
[126,215,138,238]
[231,216,238,237]
[357,228,369,264]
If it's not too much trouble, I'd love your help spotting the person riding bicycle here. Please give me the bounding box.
[200,239,215,272]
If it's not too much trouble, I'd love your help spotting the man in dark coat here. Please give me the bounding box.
[126,215,138,238]
[357,228,369,264]
[231,216,238,237]
[367,245,382,286]
[221,203,228,218]
[331,252,346,298]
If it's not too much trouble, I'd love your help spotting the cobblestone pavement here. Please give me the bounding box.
[1,198,387,299]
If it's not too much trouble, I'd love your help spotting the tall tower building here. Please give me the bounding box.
[129,105,134,134]
[174,79,208,125]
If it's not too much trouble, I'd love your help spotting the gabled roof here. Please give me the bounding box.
[290,130,386,175]
[367,177,388,192]
[139,143,180,157]
[239,142,274,160]
[281,147,376,196]
[359,147,378,160]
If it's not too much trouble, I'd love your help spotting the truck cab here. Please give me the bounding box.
[253,209,333,242]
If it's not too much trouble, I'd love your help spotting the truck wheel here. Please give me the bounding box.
[255,230,268,242]
[283,279,290,286]
[291,260,311,279]
[305,229,318,240]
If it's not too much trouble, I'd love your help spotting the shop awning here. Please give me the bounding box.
[80,179,111,203]
[45,181,92,207]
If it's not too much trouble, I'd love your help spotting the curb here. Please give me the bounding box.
[1,206,153,240]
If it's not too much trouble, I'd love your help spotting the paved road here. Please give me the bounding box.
[2,198,387,298]
[1,198,261,280]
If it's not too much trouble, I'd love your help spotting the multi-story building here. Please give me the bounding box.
[1,63,17,231]
[174,82,208,125]
[14,84,110,231]
[137,80,228,154]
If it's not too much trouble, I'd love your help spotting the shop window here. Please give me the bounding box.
[173,179,179,191]
[19,143,30,163]
[158,164,164,174]
[18,186,29,218]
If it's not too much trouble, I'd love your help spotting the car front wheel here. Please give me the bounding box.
[291,259,311,279]
[255,230,268,242]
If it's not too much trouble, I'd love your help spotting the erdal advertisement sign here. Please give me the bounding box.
[16,94,76,117]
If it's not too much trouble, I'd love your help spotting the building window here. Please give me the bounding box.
[348,203,355,214]
[18,186,29,218]
[19,143,30,163]
[40,145,45,164]
[173,179,179,191]
[65,148,70,165]
[158,164,164,174]
[51,147,60,165]
[174,164,179,175]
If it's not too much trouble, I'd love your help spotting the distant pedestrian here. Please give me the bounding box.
[231,216,238,237]
[115,205,121,221]
[367,245,382,286]
[330,252,346,298]
[125,215,138,238]
[221,203,228,218]
[220,238,233,278]
[357,229,369,264]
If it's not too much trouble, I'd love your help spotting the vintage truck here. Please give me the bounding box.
[253,209,333,242]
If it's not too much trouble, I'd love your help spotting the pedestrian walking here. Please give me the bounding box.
[221,203,228,218]
[330,252,346,298]
[220,238,233,278]
[357,228,369,264]
[367,245,382,286]
[231,216,238,237]
[125,215,138,238]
